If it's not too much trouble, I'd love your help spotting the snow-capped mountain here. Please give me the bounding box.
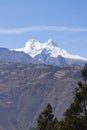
[0,39,86,66]
[15,39,87,61]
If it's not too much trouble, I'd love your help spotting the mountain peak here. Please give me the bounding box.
[47,38,53,43]
[44,39,57,48]
[14,39,87,61]
[27,39,39,43]
[25,39,41,47]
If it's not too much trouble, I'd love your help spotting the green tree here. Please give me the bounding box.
[59,64,87,130]
[37,103,59,130]
[36,64,87,130]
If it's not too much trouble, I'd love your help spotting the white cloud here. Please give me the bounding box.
[0,26,87,34]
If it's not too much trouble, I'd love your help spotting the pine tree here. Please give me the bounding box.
[37,103,58,130]
[37,64,87,130]
[59,64,87,130]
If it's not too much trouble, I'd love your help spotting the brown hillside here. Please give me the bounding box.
[0,62,81,130]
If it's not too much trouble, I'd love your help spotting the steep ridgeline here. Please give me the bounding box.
[0,39,87,66]
[0,62,81,130]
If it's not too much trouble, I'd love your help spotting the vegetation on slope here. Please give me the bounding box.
[36,64,87,130]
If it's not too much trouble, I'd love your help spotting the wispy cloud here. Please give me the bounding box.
[0,26,87,34]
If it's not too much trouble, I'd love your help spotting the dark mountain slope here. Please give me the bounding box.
[0,47,86,66]
[0,48,32,63]
[0,62,81,130]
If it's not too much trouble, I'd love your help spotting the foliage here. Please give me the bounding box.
[37,103,59,130]
[36,64,87,130]
[59,64,87,130]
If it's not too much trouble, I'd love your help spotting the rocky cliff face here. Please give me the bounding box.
[0,62,81,130]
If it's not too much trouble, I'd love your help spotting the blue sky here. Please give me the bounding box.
[0,0,87,58]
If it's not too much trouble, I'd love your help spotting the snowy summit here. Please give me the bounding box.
[15,39,87,61]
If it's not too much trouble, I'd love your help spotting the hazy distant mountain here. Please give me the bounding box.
[0,39,86,66]
[0,62,81,130]
[0,47,32,63]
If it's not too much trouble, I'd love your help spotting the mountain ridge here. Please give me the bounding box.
[14,39,87,61]
[0,39,86,66]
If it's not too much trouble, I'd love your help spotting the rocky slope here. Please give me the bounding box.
[0,62,81,130]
